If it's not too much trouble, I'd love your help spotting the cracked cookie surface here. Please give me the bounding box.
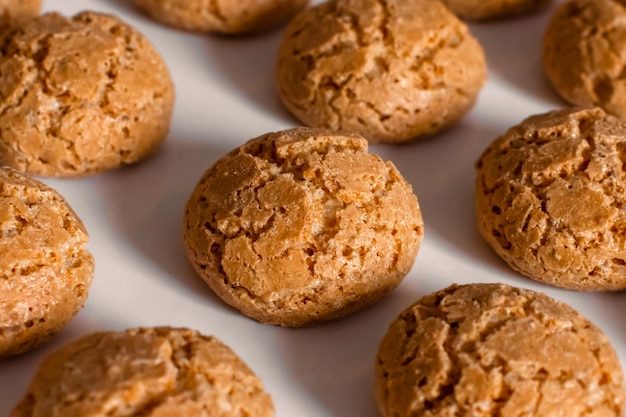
[11,327,274,417]
[439,0,552,21]
[543,0,626,119]
[475,107,626,290]
[132,0,308,35]
[0,167,93,359]
[0,11,175,177]
[276,0,486,144]
[375,283,626,417]
[183,127,423,327]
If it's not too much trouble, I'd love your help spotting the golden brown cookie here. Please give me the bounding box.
[375,283,626,417]
[0,167,94,359]
[475,107,626,291]
[12,327,275,417]
[543,0,626,118]
[0,0,40,24]
[0,11,175,178]
[439,0,552,21]
[133,0,308,35]
[276,0,486,144]
[183,127,424,327]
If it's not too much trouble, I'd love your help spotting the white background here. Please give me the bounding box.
[1,1,625,416]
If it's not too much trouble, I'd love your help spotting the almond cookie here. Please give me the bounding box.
[475,107,626,291]
[0,167,94,359]
[133,0,308,35]
[439,0,552,21]
[276,0,486,144]
[543,0,626,119]
[183,127,424,327]
[11,327,275,417]
[0,11,175,177]
[376,283,626,417]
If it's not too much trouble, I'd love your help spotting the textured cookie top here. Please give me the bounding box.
[184,127,423,326]
[12,327,275,417]
[440,0,552,20]
[133,0,308,34]
[475,107,626,290]
[543,0,626,118]
[376,283,626,417]
[276,0,486,143]
[0,11,174,177]
[0,167,93,358]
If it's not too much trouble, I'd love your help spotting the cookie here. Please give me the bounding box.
[0,0,40,24]
[0,11,175,177]
[133,0,308,35]
[475,107,626,291]
[11,327,275,417]
[276,0,486,144]
[0,167,94,359]
[439,0,552,21]
[543,0,626,119]
[375,283,626,417]
[183,127,424,327]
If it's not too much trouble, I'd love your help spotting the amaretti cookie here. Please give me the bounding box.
[183,127,423,327]
[11,327,274,417]
[375,283,626,417]
[133,0,308,35]
[0,0,40,24]
[0,11,175,177]
[276,0,486,144]
[475,107,626,291]
[0,167,94,359]
[543,0,626,119]
[440,0,552,21]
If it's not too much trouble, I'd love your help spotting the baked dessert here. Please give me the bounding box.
[439,0,552,21]
[183,127,424,327]
[12,327,274,417]
[475,107,626,291]
[543,0,626,118]
[133,0,308,35]
[0,167,94,359]
[376,283,626,416]
[0,11,175,177]
[276,0,486,144]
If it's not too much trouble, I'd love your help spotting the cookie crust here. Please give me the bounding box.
[543,0,626,118]
[375,283,626,417]
[0,11,175,177]
[0,167,93,358]
[11,327,274,417]
[276,0,486,143]
[475,107,626,290]
[133,0,308,35]
[183,127,423,327]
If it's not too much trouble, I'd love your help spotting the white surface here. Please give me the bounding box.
[1,1,625,416]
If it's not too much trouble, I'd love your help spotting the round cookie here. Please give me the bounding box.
[183,127,424,327]
[0,167,94,359]
[132,0,309,35]
[276,0,486,144]
[439,0,552,21]
[11,327,275,417]
[475,107,626,291]
[0,11,175,177]
[543,0,626,119]
[375,283,626,417]
[0,0,40,24]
